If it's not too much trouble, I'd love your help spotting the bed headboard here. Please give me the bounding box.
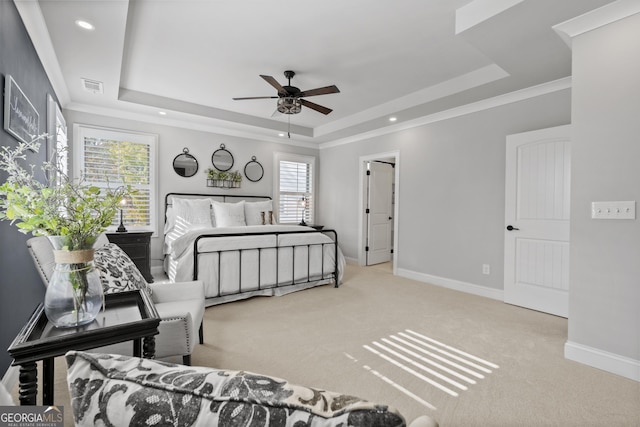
[164,192,272,221]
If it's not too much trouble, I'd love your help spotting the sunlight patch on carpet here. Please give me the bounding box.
[364,344,460,397]
[344,352,437,411]
[348,329,500,404]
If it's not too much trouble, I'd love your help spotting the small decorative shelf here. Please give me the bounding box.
[206,179,241,189]
[205,168,242,189]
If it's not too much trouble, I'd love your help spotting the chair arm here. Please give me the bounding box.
[149,280,204,303]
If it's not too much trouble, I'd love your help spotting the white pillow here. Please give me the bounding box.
[172,198,212,228]
[244,200,273,225]
[164,206,176,234]
[211,200,246,227]
[0,381,14,406]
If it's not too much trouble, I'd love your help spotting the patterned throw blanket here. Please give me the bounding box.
[66,351,406,427]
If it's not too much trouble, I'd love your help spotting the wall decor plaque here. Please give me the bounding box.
[4,75,40,144]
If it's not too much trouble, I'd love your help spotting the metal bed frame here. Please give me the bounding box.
[164,193,339,300]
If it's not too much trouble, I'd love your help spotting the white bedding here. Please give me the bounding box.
[164,224,345,305]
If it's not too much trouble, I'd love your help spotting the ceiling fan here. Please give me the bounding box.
[233,70,340,116]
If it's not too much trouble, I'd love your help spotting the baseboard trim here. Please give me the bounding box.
[565,340,640,382]
[396,268,503,301]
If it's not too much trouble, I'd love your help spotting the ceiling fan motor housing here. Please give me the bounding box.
[281,86,300,96]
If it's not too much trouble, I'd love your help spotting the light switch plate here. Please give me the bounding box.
[591,201,636,219]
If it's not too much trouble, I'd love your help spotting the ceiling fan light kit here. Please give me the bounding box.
[277,97,302,114]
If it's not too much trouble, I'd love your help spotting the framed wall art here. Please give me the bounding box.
[4,75,40,144]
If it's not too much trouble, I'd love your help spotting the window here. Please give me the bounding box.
[274,153,315,224]
[73,124,158,234]
[46,94,68,187]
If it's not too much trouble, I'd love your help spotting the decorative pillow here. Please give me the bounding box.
[211,200,246,227]
[244,200,273,225]
[173,198,212,228]
[65,351,407,427]
[94,244,152,295]
[260,210,276,225]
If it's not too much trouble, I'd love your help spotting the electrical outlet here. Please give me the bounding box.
[482,264,490,275]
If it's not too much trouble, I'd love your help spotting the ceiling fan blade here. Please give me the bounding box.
[300,99,333,115]
[232,96,279,100]
[260,75,289,94]
[298,85,340,97]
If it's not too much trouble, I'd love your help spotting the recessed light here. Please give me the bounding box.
[389,117,397,122]
[158,111,167,116]
[278,133,285,137]
[75,20,95,31]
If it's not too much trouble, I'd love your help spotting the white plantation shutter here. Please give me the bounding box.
[275,154,315,224]
[74,124,157,233]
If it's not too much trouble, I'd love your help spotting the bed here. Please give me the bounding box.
[163,193,345,306]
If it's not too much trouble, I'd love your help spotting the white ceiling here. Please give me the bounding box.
[16,0,615,145]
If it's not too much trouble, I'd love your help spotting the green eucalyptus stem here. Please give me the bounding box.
[0,136,133,242]
[69,263,91,324]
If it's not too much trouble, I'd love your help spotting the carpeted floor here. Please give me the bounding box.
[13,262,640,426]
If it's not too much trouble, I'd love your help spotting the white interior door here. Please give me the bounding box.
[504,125,571,317]
[366,162,393,265]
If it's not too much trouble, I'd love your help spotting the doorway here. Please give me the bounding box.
[358,151,400,273]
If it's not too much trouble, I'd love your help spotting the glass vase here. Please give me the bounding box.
[44,236,103,328]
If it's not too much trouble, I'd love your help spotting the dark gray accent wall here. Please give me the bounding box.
[0,1,59,374]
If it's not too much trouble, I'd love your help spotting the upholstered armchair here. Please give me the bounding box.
[26,235,205,365]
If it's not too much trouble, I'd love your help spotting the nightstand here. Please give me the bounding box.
[106,231,153,282]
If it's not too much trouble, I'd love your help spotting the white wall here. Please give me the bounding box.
[64,110,319,268]
[566,12,640,378]
[318,90,571,292]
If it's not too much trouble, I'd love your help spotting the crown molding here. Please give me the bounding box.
[13,0,71,106]
[64,103,320,149]
[553,0,640,47]
[319,77,572,150]
[314,64,509,138]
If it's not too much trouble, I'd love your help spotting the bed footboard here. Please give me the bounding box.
[193,229,339,299]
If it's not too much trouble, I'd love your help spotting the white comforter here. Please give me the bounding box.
[164,225,345,304]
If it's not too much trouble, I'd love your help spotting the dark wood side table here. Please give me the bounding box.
[106,231,154,282]
[8,290,160,406]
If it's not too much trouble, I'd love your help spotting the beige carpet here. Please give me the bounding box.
[14,262,640,426]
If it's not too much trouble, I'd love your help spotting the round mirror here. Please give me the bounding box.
[173,148,199,177]
[244,156,264,182]
[211,144,234,171]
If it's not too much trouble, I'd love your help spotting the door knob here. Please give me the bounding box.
[506,225,519,231]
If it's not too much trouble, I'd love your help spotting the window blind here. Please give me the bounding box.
[278,160,314,224]
[75,125,157,232]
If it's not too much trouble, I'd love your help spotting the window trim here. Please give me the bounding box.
[73,123,159,235]
[273,152,316,225]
